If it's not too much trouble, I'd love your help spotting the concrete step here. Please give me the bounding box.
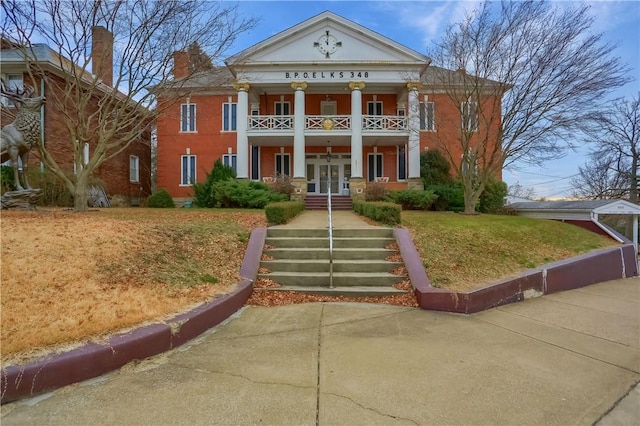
[264,248,396,260]
[264,237,396,249]
[257,271,405,287]
[260,259,403,273]
[253,286,408,297]
[266,228,394,238]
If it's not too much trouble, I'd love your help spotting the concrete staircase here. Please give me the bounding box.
[305,195,352,210]
[258,227,407,297]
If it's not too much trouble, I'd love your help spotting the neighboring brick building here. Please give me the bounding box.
[0,28,152,205]
[155,11,503,202]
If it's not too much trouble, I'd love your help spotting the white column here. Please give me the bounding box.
[407,82,422,179]
[349,81,365,178]
[291,81,307,178]
[233,82,250,179]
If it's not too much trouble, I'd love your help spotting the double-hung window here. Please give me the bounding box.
[420,101,435,131]
[462,101,478,132]
[274,101,291,129]
[275,153,290,176]
[223,154,237,173]
[129,155,140,183]
[223,102,237,131]
[367,153,383,182]
[181,155,196,185]
[367,101,383,129]
[180,103,196,132]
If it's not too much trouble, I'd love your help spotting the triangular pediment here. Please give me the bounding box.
[226,11,429,69]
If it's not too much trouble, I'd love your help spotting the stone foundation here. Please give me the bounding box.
[407,177,424,191]
[291,177,308,202]
[349,177,366,201]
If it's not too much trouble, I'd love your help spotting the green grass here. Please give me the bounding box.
[401,211,619,292]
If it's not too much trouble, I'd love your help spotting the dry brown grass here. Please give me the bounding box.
[1,208,266,366]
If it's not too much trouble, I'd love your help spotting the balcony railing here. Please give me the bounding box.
[247,115,408,132]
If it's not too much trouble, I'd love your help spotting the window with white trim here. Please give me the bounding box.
[274,101,290,115]
[420,102,435,131]
[275,153,290,176]
[223,102,237,131]
[397,145,407,181]
[462,101,478,132]
[74,143,90,174]
[180,103,196,132]
[1,74,23,107]
[461,151,478,178]
[367,153,383,182]
[181,155,196,185]
[367,101,383,115]
[223,154,237,173]
[129,155,139,183]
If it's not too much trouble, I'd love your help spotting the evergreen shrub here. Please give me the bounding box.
[147,188,175,208]
[388,189,438,210]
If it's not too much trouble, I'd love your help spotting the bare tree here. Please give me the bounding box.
[428,0,630,213]
[1,0,256,211]
[570,154,629,199]
[572,93,639,202]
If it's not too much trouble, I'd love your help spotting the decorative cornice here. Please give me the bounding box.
[290,81,308,91]
[406,81,423,91]
[232,82,250,92]
[348,81,366,91]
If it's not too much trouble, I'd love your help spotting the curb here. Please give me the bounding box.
[395,227,638,314]
[0,228,268,405]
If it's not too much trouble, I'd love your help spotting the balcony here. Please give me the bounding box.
[247,115,408,134]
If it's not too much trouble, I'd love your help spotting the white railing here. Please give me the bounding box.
[248,115,293,130]
[363,115,408,131]
[327,177,334,289]
[247,115,408,132]
[305,115,351,131]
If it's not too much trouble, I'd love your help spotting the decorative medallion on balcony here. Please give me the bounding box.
[322,117,335,130]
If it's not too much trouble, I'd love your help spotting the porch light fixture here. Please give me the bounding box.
[326,142,333,163]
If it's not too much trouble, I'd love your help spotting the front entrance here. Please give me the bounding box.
[306,154,351,195]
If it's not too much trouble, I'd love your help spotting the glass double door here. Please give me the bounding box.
[307,158,351,195]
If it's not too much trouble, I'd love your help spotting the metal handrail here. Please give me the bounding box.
[327,177,334,289]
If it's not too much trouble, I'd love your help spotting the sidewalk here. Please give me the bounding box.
[2,278,638,425]
[272,210,377,229]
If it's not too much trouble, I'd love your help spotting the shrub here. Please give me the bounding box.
[479,179,508,213]
[193,159,236,207]
[265,201,305,225]
[270,174,294,197]
[1,165,16,193]
[147,188,175,208]
[353,201,401,225]
[388,189,438,210]
[365,182,387,201]
[421,149,453,186]
[28,169,73,207]
[213,179,287,208]
[427,183,465,212]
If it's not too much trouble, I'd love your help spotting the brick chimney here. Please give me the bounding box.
[173,51,189,79]
[91,26,113,87]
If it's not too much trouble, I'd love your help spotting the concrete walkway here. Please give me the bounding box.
[2,278,638,425]
[272,210,376,229]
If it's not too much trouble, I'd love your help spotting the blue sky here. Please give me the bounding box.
[225,0,640,198]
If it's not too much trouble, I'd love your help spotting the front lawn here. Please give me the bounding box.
[401,211,619,292]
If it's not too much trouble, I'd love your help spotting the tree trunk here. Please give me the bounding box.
[73,173,89,211]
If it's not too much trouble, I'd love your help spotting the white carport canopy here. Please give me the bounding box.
[509,199,640,255]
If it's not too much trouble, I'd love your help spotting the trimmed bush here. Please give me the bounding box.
[265,201,305,225]
[388,189,438,210]
[353,201,401,225]
[479,179,508,213]
[1,165,16,193]
[213,179,287,208]
[147,188,175,208]
[427,183,465,212]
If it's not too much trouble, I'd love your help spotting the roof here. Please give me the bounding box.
[510,199,640,215]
